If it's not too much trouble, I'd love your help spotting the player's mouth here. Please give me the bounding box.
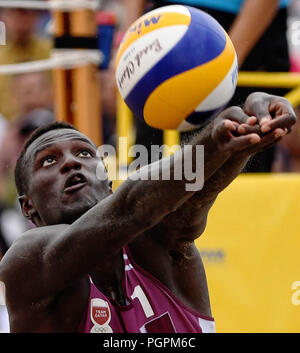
[64,173,87,193]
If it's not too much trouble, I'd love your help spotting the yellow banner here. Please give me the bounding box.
[196,174,300,333]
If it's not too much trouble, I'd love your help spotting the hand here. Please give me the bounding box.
[235,92,297,155]
[211,106,261,153]
[242,92,297,134]
[211,104,291,157]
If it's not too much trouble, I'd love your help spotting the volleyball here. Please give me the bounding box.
[115,5,238,131]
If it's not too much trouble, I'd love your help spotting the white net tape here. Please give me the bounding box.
[0,50,103,75]
[0,0,102,11]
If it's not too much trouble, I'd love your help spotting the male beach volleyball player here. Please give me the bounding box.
[0,92,296,333]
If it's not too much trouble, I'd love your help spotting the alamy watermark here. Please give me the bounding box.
[0,21,6,45]
[95,138,205,192]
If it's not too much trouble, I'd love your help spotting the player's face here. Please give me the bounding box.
[24,129,111,226]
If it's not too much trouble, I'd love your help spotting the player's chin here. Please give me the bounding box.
[61,199,98,224]
[61,189,98,214]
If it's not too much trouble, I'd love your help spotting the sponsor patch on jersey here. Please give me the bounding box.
[90,298,113,333]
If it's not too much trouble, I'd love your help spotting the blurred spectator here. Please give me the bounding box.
[0,8,52,120]
[119,0,291,172]
[12,72,53,115]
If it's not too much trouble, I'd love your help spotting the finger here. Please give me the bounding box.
[220,106,251,125]
[260,113,297,133]
[244,128,285,155]
[259,116,272,126]
[224,119,238,131]
[247,116,257,125]
[213,119,238,143]
[226,121,241,138]
[238,123,261,135]
[225,133,261,152]
[238,116,258,134]
[259,128,284,144]
[268,100,297,132]
[269,99,294,117]
[244,97,273,124]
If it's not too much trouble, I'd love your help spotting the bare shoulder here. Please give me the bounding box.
[0,225,91,332]
[0,224,68,304]
[0,224,68,272]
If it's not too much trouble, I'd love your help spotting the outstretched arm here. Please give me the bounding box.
[154,94,297,243]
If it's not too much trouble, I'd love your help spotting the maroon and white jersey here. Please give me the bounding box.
[77,246,215,333]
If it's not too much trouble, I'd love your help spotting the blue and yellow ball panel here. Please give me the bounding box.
[115,5,238,131]
[143,32,235,130]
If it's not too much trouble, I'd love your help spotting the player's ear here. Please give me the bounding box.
[18,195,38,221]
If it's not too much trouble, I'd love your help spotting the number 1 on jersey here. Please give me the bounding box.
[131,285,154,318]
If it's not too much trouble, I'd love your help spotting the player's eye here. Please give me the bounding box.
[78,150,93,158]
[41,156,57,168]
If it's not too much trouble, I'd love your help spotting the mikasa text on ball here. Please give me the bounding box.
[115,5,238,131]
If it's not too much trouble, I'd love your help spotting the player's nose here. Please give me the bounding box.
[60,153,81,174]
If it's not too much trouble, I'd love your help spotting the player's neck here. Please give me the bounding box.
[90,249,126,305]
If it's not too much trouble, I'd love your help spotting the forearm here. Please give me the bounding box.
[183,152,250,209]
[199,153,250,202]
[124,122,231,220]
[156,153,249,240]
[229,0,280,67]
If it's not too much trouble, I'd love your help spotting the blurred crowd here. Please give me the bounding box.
[0,0,300,320]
